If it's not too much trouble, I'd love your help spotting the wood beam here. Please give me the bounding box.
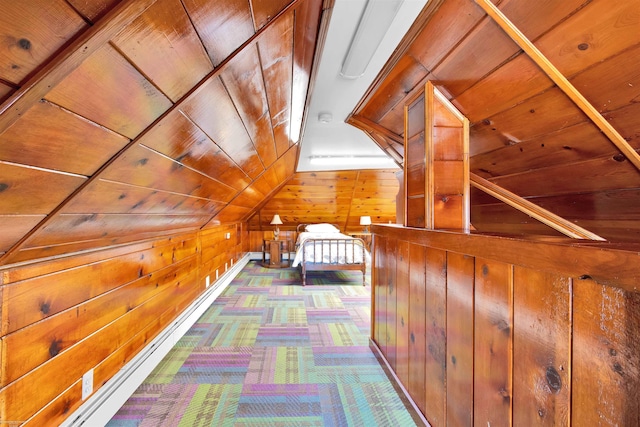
[0,0,159,134]
[348,115,404,145]
[474,0,640,172]
[470,173,606,241]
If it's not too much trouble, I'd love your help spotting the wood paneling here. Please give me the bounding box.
[44,43,173,139]
[374,236,388,355]
[395,240,410,387]
[446,253,474,427]
[0,0,87,85]
[0,163,86,214]
[0,0,323,266]
[407,243,427,415]
[258,11,295,157]
[221,44,278,168]
[432,16,519,98]
[66,0,121,22]
[111,0,213,102]
[0,226,240,424]
[138,110,252,192]
[513,267,571,425]
[290,0,322,145]
[181,0,255,66]
[371,224,640,426]
[0,100,128,176]
[424,247,447,426]
[474,258,513,427]
[249,169,399,237]
[351,0,640,242]
[181,76,264,179]
[572,277,640,425]
[250,0,290,30]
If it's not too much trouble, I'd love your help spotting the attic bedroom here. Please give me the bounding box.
[0,0,638,425]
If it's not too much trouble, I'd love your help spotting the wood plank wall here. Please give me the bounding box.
[0,224,242,425]
[372,225,640,426]
[246,169,400,251]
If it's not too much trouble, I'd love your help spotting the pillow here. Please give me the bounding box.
[305,223,339,233]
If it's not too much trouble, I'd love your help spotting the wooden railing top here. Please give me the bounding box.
[372,224,639,293]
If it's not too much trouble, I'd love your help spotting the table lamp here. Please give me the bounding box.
[271,214,283,240]
[360,216,371,233]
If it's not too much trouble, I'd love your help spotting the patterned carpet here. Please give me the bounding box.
[107,261,420,427]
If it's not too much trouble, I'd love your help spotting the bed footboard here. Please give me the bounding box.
[299,237,367,286]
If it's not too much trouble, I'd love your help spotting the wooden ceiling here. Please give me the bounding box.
[0,0,323,265]
[349,0,640,242]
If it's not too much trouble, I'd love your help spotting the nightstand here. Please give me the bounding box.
[262,239,291,268]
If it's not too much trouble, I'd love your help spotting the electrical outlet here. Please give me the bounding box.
[205,275,210,288]
[225,232,231,239]
[82,369,93,400]
[215,269,219,280]
[225,262,228,271]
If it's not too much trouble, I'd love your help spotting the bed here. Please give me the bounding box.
[291,223,368,286]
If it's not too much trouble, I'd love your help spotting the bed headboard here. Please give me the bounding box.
[296,223,341,233]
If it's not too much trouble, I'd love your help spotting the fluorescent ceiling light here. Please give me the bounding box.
[340,0,404,79]
[308,155,397,167]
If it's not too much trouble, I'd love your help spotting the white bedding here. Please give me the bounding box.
[291,231,369,267]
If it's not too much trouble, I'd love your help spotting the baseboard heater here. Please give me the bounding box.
[62,253,251,426]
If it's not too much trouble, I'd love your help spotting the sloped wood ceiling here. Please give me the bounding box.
[0,0,324,265]
[350,0,640,242]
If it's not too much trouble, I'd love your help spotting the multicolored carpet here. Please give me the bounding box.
[107,261,420,426]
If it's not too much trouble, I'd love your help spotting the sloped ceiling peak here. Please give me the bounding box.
[0,0,323,265]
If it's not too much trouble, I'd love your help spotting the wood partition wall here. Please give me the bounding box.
[371,224,640,426]
[0,224,243,425]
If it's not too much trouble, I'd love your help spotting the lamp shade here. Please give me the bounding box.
[270,214,283,225]
[359,216,372,226]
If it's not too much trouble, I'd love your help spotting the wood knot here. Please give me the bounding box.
[499,387,510,402]
[18,38,31,50]
[49,339,62,357]
[0,183,8,193]
[451,355,457,365]
[496,319,510,335]
[40,301,51,315]
[612,362,624,376]
[613,154,626,162]
[577,43,589,51]
[545,366,562,393]
[482,264,489,276]
[410,332,415,343]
